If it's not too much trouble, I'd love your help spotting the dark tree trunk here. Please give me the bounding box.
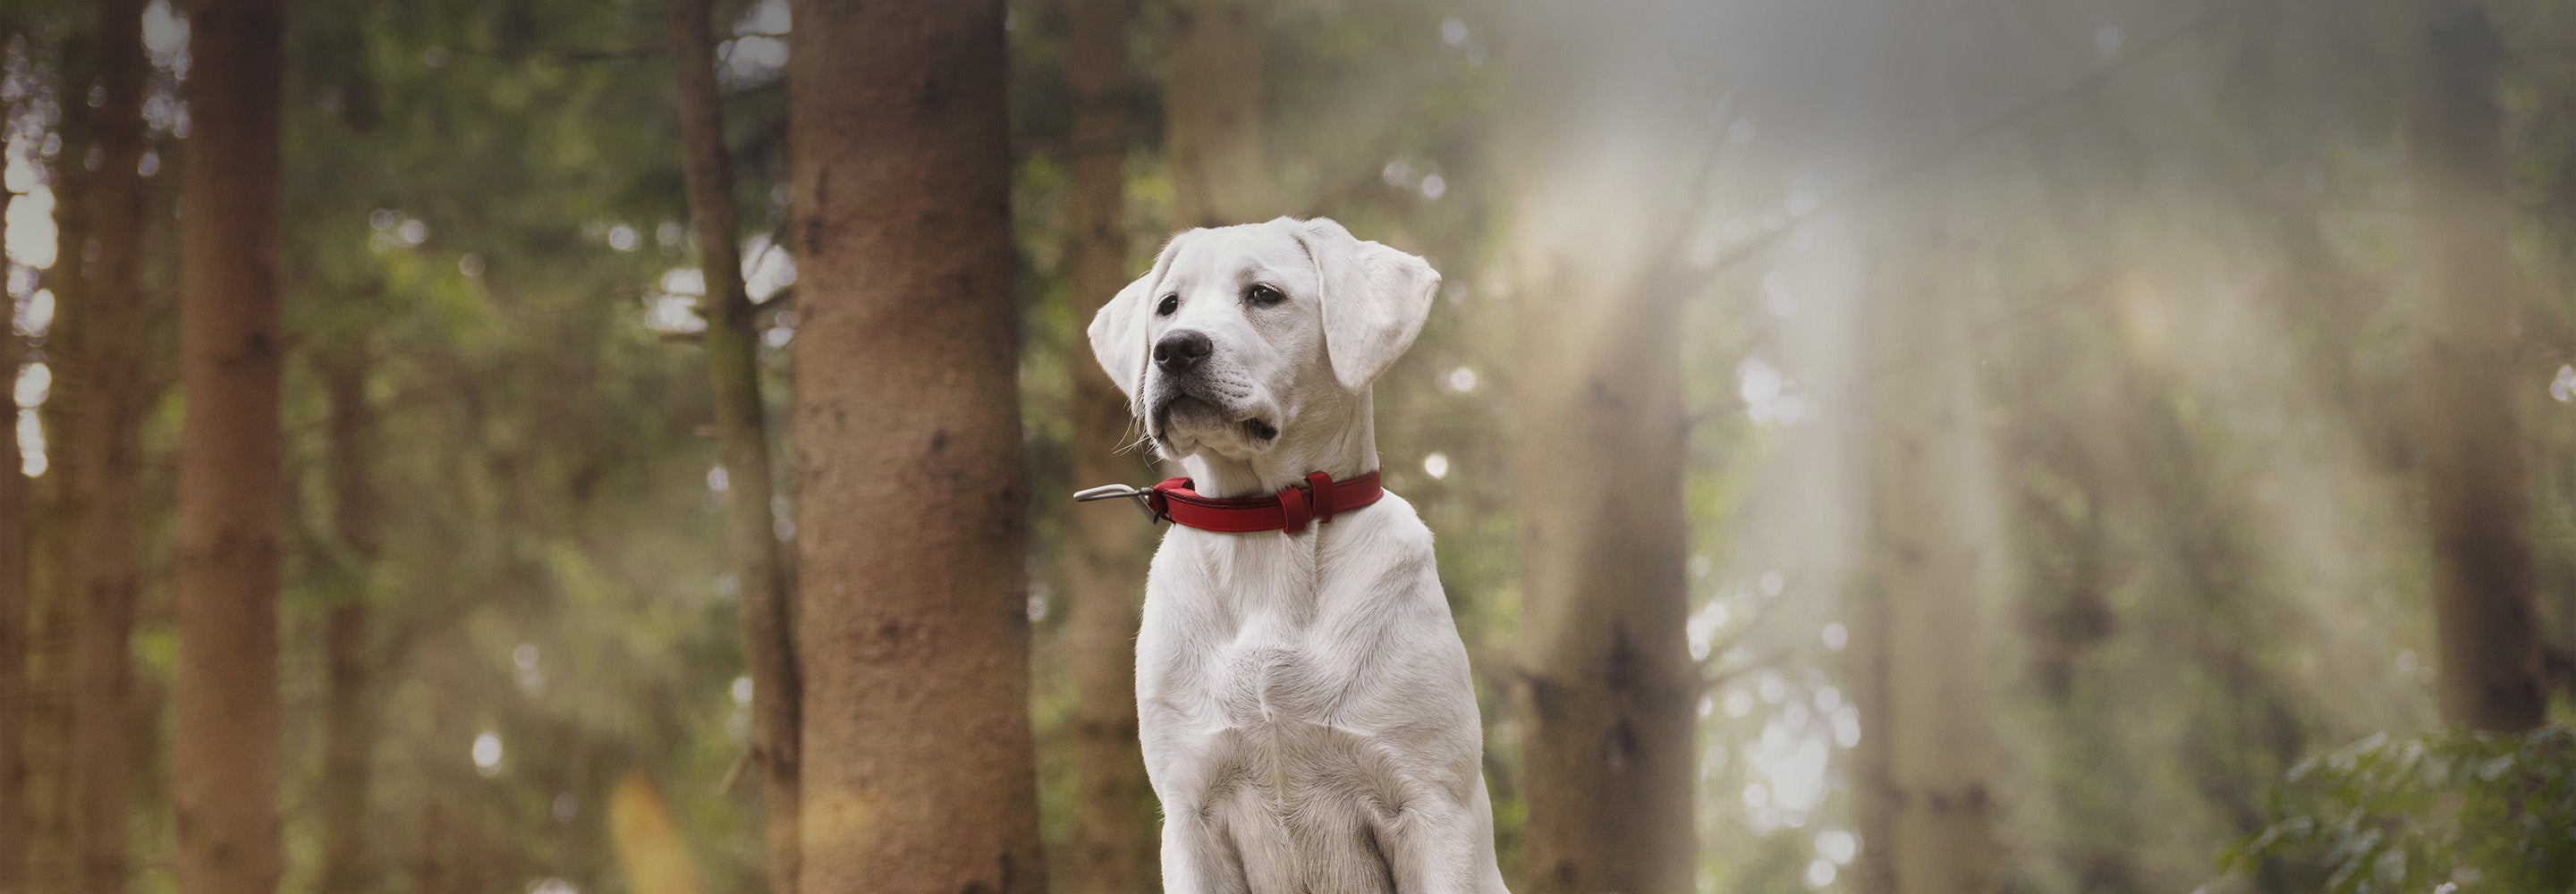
[1509,266,1698,894]
[70,2,149,890]
[23,38,93,888]
[1060,0,1160,891]
[784,1,1046,892]
[663,0,803,889]
[318,358,381,894]
[172,1,287,893]
[413,801,445,894]
[0,231,23,894]
[2407,0,2547,734]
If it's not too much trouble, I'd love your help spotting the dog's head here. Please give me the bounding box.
[1088,217,1439,461]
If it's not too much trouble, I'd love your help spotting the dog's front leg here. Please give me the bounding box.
[1160,805,1250,894]
[1375,780,1512,894]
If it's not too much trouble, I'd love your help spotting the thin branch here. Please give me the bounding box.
[716,747,752,795]
[1701,645,1793,693]
[1695,593,1792,691]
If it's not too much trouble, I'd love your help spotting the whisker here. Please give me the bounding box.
[1117,412,1157,456]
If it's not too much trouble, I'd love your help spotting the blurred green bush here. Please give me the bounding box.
[2230,725,2576,894]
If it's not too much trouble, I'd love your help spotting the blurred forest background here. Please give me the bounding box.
[1,0,2573,892]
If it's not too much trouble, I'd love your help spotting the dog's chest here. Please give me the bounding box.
[1206,631,1342,728]
[1139,530,1411,787]
[1157,536,1351,725]
[1160,619,1400,830]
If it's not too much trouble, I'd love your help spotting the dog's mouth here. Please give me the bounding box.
[1150,394,1278,450]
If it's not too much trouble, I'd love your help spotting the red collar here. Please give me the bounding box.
[1076,470,1385,534]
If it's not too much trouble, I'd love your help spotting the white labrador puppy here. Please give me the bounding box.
[1086,217,1512,894]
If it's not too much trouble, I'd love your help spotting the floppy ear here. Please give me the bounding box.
[1292,217,1441,392]
[1087,232,1193,410]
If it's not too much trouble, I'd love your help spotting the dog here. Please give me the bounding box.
[1086,217,1512,894]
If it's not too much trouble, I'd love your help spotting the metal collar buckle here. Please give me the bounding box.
[1072,483,1165,523]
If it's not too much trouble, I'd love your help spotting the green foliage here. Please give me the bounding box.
[2230,727,2576,894]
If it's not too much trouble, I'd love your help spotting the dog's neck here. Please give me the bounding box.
[1178,390,1380,499]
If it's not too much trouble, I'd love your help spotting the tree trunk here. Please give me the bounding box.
[21,436,76,894]
[1508,259,1698,894]
[1061,0,1160,891]
[70,2,149,890]
[1496,6,1699,892]
[0,251,25,894]
[22,52,93,890]
[1849,203,1998,894]
[409,650,470,894]
[413,801,445,894]
[1165,0,1268,227]
[663,1,802,890]
[19,469,75,894]
[318,358,381,894]
[783,2,1046,893]
[0,20,32,878]
[2407,0,2546,734]
[318,605,373,889]
[448,820,486,894]
[172,1,286,894]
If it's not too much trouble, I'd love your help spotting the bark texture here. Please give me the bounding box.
[1061,1,1161,891]
[1165,0,1269,227]
[318,358,381,894]
[664,0,803,888]
[2407,0,2547,734]
[784,2,1046,893]
[173,2,287,894]
[1849,203,1998,894]
[70,2,150,890]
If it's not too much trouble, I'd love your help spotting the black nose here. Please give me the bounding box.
[1155,330,1213,374]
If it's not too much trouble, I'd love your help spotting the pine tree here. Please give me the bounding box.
[172,0,288,892]
[784,1,1047,891]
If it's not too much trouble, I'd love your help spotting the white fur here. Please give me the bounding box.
[1088,218,1511,894]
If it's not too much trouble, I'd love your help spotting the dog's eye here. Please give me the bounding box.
[1245,284,1285,307]
[1157,294,1179,316]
